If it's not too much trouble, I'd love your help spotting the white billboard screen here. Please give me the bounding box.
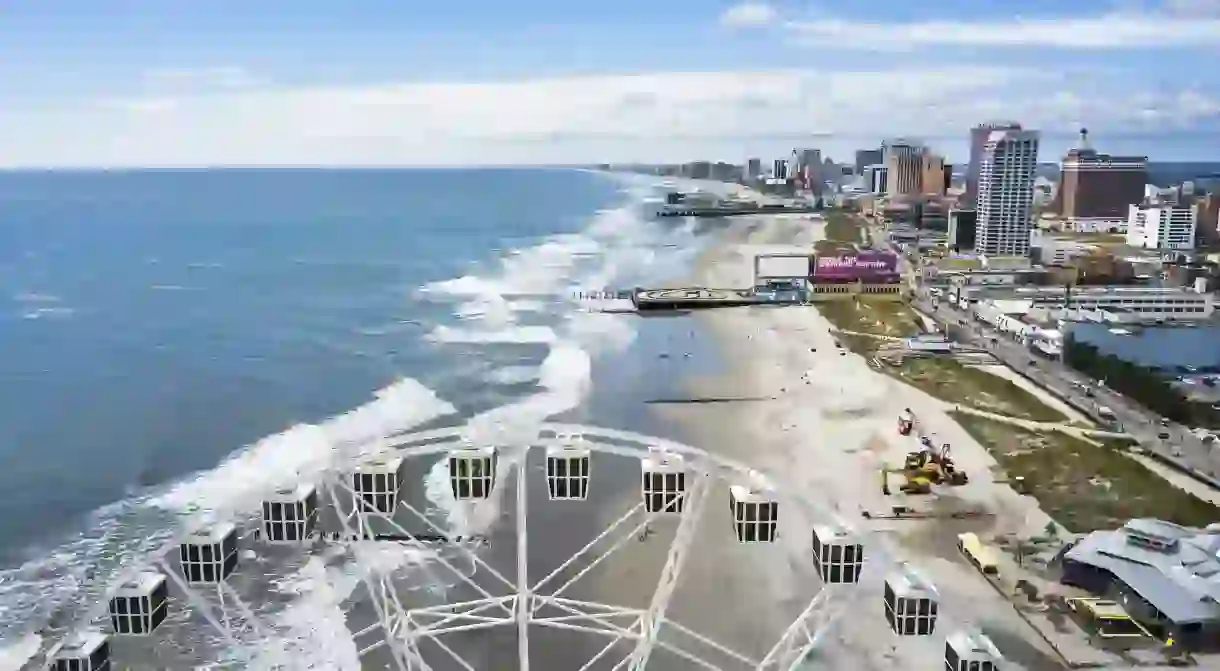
[756,255,811,278]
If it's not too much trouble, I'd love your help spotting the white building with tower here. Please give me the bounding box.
[1126,201,1197,250]
[975,128,1040,257]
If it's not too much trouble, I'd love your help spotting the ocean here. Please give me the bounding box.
[0,169,719,669]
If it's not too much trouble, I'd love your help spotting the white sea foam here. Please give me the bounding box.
[426,325,557,345]
[483,365,541,385]
[421,179,701,537]
[148,378,456,520]
[252,542,430,670]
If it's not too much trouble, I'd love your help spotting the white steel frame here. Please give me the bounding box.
[32,422,929,671]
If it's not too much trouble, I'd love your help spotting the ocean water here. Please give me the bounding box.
[0,169,717,669]
[1070,321,1220,370]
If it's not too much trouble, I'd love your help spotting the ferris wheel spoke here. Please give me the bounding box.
[423,631,479,671]
[579,632,631,671]
[151,558,255,664]
[323,480,420,671]
[529,501,644,596]
[514,448,532,671]
[394,491,517,591]
[755,584,851,670]
[626,469,711,671]
[328,474,512,607]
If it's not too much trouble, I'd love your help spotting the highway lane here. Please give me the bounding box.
[911,295,1220,481]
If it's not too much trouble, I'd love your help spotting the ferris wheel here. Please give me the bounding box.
[32,423,1005,671]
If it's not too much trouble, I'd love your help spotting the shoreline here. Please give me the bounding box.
[650,213,1064,669]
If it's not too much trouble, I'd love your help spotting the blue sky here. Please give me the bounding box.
[2,0,1220,166]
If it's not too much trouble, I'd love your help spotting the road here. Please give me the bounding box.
[858,214,1220,482]
[913,295,1220,481]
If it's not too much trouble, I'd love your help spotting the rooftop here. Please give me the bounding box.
[1065,519,1220,625]
[945,630,1004,660]
[888,563,938,598]
[114,571,166,596]
[54,630,107,656]
[186,522,236,544]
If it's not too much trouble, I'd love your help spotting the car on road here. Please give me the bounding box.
[1158,430,1171,440]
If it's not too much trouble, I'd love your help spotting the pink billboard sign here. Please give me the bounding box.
[813,252,900,282]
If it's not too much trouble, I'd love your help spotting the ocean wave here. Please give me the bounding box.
[0,172,704,670]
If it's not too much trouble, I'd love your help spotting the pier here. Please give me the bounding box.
[633,287,767,310]
[657,205,816,218]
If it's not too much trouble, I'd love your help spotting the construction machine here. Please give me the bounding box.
[880,467,932,495]
[903,442,968,486]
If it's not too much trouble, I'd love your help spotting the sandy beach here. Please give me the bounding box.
[642,213,1066,670]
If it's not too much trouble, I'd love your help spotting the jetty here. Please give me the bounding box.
[657,205,816,218]
[632,287,801,311]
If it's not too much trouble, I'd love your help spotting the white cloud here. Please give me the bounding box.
[0,67,1216,167]
[142,66,261,90]
[97,97,179,114]
[719,2,779,28]
[785,11,1220,49]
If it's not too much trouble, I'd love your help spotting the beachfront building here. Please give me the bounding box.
[974,128,1040,257]
[1056,129,1147,233]
[1126,201,1197,251]
[964,285,1214,323]
[1062,518,1220,647]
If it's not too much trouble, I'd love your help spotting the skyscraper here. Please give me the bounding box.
[855,148,883,175]
[967,121,1023,208]
[773,158,788,181]
[746,157,762,180]
[975,128,1040,257]
[1057,129,1147,232]
[883,139,924,196]
[921,153,950,196]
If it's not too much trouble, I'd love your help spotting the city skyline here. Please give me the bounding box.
[2,1,1220,166]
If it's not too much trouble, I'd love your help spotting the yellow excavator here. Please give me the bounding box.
[880,467,932,495]
[907,439,969,486]
[882,442,969,496]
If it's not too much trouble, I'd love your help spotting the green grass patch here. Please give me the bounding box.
[818,300,923,354]
[814,239,856,256]
[896,359,1068,423]
[823,211,865,244]
[950,413,1220,532]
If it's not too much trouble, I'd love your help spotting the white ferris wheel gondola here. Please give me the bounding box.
[545,431,590,500]
[885,562,940,636]
[812,522,864,584]
[260,483,319,543]
[352,454,406,514]
[945,629,1005,671]
[640,449,687,514]
[728,477,778,543]
[178,523,238,584]
[107,570,169,636]
[448,442,498,501]
[47,630,110,671]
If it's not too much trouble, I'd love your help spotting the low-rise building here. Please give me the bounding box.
[1062,519,1220,647]
[957,284,1214,321]
[1126,202,1197,251]
[947,208,977,251]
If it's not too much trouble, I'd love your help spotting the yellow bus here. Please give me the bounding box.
[957,532,999,576]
